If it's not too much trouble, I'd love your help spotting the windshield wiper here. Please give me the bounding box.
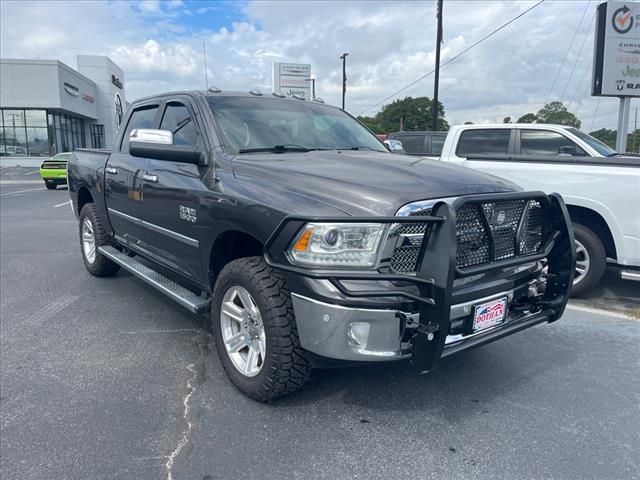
[338,145,378,151]
[606,152,620,157]
[238,145,317,154]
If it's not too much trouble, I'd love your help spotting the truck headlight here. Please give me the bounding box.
[288,223,387,268]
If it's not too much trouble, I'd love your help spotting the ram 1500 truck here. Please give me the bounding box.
[68,91,575,401]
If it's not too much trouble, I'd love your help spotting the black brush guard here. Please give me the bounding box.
[264,192,576,371]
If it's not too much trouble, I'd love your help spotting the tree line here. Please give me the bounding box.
[358,97,632,151]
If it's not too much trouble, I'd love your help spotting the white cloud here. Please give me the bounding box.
[0,0,634,131]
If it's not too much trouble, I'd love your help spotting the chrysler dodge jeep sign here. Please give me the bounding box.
[593,1,640,96]
[272,62,312,99]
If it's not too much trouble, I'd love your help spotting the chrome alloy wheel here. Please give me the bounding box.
[82,217,96,264]
[220,286,266,377]
[574,239,590,286]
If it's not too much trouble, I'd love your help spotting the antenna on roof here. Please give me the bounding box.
[202,41,208,90]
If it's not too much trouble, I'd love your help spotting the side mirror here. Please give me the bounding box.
[384,139,405,153]
[129,129,206,165]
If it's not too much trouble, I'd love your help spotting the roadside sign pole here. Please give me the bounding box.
[616,96,631,153]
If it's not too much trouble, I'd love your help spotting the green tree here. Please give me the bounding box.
[357,116,384,134]
[517,113,538,123]
[464,121,474,125]
[589,128,616,149]
[374,96,449,133]
[503,116,512,123]
[536,101,581,128]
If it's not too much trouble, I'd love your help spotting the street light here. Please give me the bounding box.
[305,78,316,99]
[340,53,349,110]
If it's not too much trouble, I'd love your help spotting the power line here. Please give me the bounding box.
[544,0,591,104]
[559,9,595,103]
[357,0,545,116]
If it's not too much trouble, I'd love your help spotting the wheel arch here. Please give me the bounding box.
[77,186,94,213]
[566,204,617,260]
[209,230,264,287]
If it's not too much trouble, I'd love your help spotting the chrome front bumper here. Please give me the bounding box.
[291,289,544,362]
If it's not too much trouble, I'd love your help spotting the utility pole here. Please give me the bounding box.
[340,53,349,110]
[432,0,443,131]
[202,41,209,90]
[305,78,316,99]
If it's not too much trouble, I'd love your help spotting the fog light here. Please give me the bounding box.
[348,322,370,347]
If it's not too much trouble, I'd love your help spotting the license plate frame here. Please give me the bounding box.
[472,297,508,333]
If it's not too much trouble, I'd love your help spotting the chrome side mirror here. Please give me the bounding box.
[130,129,173,145]
[384,139,405,153]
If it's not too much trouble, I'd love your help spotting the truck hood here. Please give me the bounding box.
[231,150,519,216]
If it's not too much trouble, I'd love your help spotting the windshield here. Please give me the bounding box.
[208,96,387,154]
[566,128,616,157]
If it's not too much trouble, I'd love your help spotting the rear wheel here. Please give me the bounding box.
[571,223,606,296]
[211,257,311,401]
[79,203,120,277]
[45,181,56,190]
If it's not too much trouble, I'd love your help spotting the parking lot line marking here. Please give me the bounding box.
[54,200,71,208]
[0,187,45,197]
[24,170,40,175]
[566,303,638,320]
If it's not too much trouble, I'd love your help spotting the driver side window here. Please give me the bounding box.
[520,130,585,156]
[160,102,200,146]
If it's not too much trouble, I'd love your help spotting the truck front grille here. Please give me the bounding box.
[390,198,553,274]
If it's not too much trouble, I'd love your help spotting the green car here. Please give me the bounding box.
[40,152,71,190]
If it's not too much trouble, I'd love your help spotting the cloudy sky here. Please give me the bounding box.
[0,0,635,131]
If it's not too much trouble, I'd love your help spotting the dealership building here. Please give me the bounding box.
[0,55,126,159]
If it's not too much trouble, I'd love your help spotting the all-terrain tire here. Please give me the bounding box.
[571,223,606,297]
[212,257,311,401]
[79,203,120,277]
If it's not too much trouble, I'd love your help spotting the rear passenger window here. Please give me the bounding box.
[520,130,585,156]
[120,105,159,152]
[396,134,425,154]
[430,135,445,155]
[160,102,199,146]
[456,129,510,156]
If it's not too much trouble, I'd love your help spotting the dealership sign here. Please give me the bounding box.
[272,62,311,99]
[593,1,640,96]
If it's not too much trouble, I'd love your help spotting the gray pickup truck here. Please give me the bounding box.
[67,90,575,401]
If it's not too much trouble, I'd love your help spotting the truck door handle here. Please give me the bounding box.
[142,173,158,183]
[105,166,118,175]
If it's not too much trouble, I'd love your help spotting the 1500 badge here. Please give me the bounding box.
[179,205,197,223]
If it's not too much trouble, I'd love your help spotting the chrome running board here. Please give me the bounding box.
[98,246,210,313]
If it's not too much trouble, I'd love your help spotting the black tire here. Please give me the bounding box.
[211,257,311,401]
[571,223,606,297]
[79,203,120,277]
[45,182,56,190]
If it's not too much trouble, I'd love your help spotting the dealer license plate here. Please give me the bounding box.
[472,297,508,332]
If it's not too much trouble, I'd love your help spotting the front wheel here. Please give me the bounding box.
[211,257,311,401]
[571,223,606,297]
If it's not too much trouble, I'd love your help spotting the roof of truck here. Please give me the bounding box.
[132,89,336,108]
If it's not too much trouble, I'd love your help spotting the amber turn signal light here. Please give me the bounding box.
[293,228,313,252]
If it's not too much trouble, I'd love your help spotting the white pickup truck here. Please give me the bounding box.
[393,123,640,295]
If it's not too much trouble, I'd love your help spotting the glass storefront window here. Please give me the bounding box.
[3,110,25,128]
[26,127,49,156]
[0,108,86,157]
[24,110,47,127]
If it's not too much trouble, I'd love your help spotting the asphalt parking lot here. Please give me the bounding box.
[1,179,639,480]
